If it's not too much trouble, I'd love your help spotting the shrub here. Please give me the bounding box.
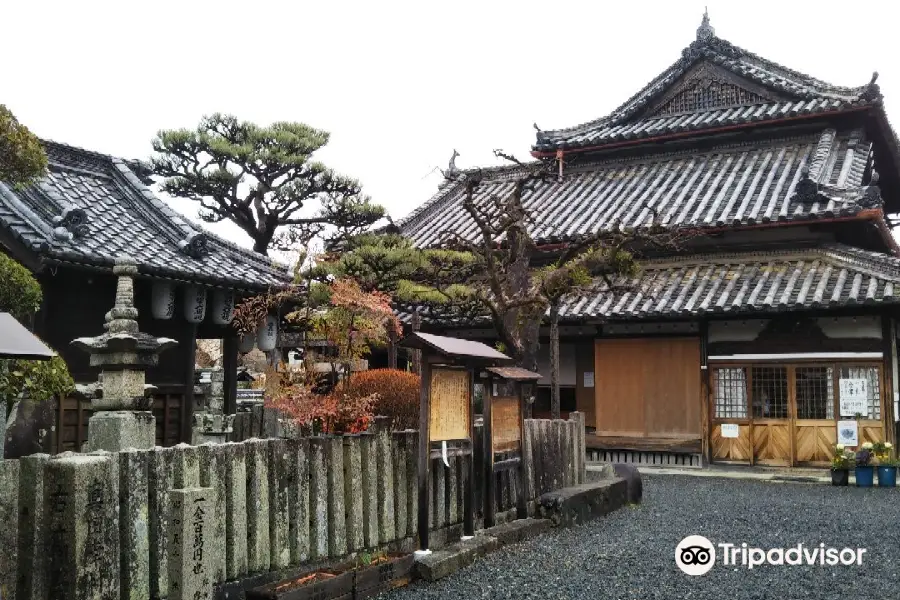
[268,383,375,435]
[348,369,420,430]
[0,252,41,322]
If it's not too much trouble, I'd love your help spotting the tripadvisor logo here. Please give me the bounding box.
[675,536,867,575]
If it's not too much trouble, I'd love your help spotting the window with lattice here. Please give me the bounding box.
[714,367,748,418]
[652,79,767,116]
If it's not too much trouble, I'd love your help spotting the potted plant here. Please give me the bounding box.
[855,442,875,488]
[830,444,853,486]
[873,441,897,488]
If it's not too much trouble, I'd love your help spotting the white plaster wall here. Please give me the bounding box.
[816,316,882,339]
[707,319,768,343]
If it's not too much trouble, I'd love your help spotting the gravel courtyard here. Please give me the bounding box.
[384,475,900,600]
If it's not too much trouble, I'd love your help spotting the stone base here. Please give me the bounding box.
[414,534,500,582]
[87,411,156,452]
[538,478,628,528]
[481,518,552,546]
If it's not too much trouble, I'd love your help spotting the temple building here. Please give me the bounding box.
[0,140,290,450]
[398,13,900,467]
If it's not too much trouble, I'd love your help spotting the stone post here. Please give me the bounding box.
[198,444,227,585]
[289,438,310,564]
[119,450,150,600]
[71,257,177,452]
[44,454,119,600]
[246,439,271,573]
[268,439,291,569]
[168,487,214,600]
[17,454,49,600]
[223,443,248,579]
[374,417,395,543]
[309,437,329,558]
[0,459,19,600]
[344,435,364,552]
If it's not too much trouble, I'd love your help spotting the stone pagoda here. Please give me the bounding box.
[71,256,177,451]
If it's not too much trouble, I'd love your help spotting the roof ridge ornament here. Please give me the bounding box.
[860,71,882,102]
[696,7,715,42]
[178,231,209,259]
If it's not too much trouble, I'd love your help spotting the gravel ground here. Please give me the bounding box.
[383,475,900,600]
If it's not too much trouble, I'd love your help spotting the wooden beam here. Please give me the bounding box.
[585,434,702,454]
[516,383,527,519]
[223,333,238,415]
[882,314,897,445]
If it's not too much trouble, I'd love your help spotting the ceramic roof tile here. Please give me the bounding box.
[400,128,875,246]
[0,141,290,290]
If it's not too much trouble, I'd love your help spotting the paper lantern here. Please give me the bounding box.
[211,289,235,325]
[257,314,278,352]
[183,286,207,324]
[151,281,176,320]
[238,332,256,353]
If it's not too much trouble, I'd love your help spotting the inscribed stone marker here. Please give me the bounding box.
[167,487,214,600]
[309,437,329,558]
[198,444,227,585]
[343,435,364,553]
[267,439,291,569]
[288,438,310,564]
[44,454,119,600]
[149,446,175,598]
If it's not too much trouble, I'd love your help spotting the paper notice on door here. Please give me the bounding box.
[837,420,859,447]
[583,371,594,388]
[720,423,739,438]
[839,378,869,417]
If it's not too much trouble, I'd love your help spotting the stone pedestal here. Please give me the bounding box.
[191,413,234,445]
[87,410,156,452]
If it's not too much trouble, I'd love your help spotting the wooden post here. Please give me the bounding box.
[699,319,710,465]
[223,333,238,415]
[464,365,476,537]
[482,374,495,528]
[882,314,897,445]
[182,324,198,444]
[417,359,432,550]
[516,382,527,519]
[388,327,398,370]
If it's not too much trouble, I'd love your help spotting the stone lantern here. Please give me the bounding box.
[71,256,177,451]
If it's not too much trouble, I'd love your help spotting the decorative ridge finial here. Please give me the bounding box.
[697,7,715,42]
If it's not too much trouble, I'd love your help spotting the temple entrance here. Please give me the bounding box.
[710,361,885,466]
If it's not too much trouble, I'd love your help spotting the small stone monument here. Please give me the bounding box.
[168,487,214,600]
[192,369,234,444]
[71,256,177,452]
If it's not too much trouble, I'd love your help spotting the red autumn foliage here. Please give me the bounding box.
[347,369,420,430]
[268,383,375,435]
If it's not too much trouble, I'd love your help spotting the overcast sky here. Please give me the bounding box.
[4,0,897,249]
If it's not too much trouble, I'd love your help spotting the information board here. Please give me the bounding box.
[491,396,521,452]
[429,368,470,441]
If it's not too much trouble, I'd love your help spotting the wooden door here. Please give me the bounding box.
[594,337,701,441]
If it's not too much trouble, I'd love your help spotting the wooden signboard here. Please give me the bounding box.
[429,367,470,441]
[491,396,521,452]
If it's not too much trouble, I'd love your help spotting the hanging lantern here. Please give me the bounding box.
[211,289,235,325]
[238,332,256,353]
[183,286,207,324]
[257,314,278,352]
[151,281,177,320]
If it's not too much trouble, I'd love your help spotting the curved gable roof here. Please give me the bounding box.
[0,140,290,290]
[533,14,881,153]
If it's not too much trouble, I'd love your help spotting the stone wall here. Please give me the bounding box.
[0,413,585,600]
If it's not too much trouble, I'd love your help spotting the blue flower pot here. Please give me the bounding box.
[877,466,897,487]
[856,466,875,487]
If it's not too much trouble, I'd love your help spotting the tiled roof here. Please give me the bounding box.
[0,141,290,290]
[533,20,881,152]
[400,128,877,246]
[558,244,900,321]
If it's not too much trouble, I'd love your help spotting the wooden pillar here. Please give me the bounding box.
[182,324,198,443]
[411,313,422,375]
[223,333,238,415]
[482,374,495,528]
[699,320,710,465]
[882,314,897,445]
[515,381,527,520]
[417,359,432,550]
[464,365,475,537]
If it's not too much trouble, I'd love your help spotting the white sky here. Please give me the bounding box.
[3,0,898,249]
